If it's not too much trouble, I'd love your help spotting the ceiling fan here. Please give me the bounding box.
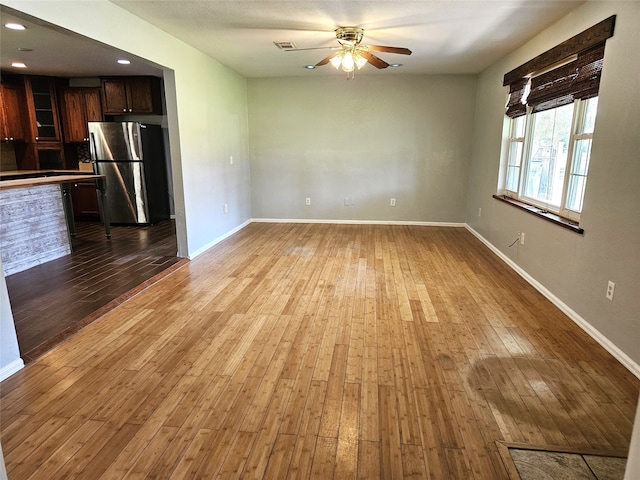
[286,27,412,78]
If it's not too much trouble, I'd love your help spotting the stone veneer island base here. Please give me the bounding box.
[0,183,72,275]
[0,171,109,276]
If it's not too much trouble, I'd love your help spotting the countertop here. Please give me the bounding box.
[0,170,105,191]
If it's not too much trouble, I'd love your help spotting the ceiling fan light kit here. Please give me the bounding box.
[329,50,367,73]
[283,26,411,79]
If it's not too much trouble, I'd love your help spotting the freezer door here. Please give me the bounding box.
[88,122,142,161]
[95,161,150,224]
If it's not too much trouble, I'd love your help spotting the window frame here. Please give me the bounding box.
[501,96,596,223]
[562,97,597,220]
[503,115,526,197]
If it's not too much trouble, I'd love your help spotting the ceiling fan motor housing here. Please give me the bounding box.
[335,27,364,47]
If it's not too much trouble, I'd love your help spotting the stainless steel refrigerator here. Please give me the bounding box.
[88,122,170,224]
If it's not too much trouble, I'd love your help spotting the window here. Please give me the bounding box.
[505,115,525,193]
[565,97,598,213]
[503,96,597,221]
[498,15,615,227]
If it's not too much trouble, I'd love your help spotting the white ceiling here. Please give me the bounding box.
[1,1,584,79]
[0,5,164,78]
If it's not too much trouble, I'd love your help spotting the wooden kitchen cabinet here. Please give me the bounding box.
[36,142,66,169]
[24,76,62,142]
[0,82,27,142]
[71,179,100,220]
[60,88,103,142]
[101,76,162,115]
[6,75,66,170]
[10,141,66,170]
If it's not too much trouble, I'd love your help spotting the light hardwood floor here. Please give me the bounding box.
[1,223,638,479]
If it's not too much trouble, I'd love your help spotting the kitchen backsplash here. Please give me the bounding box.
[77,143,91,162]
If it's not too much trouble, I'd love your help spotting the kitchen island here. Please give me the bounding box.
[0,170,110,275]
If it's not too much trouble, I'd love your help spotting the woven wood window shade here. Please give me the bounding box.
[527,61,578,113]
[503,16,615,118]
[505,78,528,118]
[572,43,606,100]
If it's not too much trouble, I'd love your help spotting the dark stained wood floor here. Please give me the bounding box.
[5,220,183,362]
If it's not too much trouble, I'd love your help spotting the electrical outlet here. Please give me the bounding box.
[344,197,351,206]
[478,207,482,217]
[305,197,311,206]
[519,232,525,245]
[390,198,396,207]
[606,280,615,301]
[223,203,228,214]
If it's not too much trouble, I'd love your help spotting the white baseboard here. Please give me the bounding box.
[251,218,466,227]
[188,219,252,259]
[0,358,24,382]
[189,218,464,259]
[465,224,640,380]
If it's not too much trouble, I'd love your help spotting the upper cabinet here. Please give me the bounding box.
[60,88,103,143]
[101,76,162,115]
[0,82,27,142]
[23,76,62,142]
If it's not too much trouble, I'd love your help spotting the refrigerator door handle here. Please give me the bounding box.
[89,132,98,162]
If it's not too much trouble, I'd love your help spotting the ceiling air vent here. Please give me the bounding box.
[274,41,297,50]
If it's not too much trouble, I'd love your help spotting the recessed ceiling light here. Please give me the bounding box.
[5,23,26,30]
[11,62,27,68]
[304,65,316,69]
[117,59,131,65]
[390,63,403,68]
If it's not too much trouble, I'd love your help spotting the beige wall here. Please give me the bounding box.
[625,397,640,479]
[0,258,22,380]
[466,1,640,369]
[249,75,477,222]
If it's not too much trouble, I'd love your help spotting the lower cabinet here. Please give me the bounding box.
[71,180,100,220]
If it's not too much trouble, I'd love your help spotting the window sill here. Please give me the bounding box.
[492,195,584,234]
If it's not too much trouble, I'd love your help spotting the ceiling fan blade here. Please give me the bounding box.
[315,52,339,67]
[360,51,389,69]
[285,46,340,52]
[367,45,412,55]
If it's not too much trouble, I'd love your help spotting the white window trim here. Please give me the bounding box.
[500,97,595,224]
